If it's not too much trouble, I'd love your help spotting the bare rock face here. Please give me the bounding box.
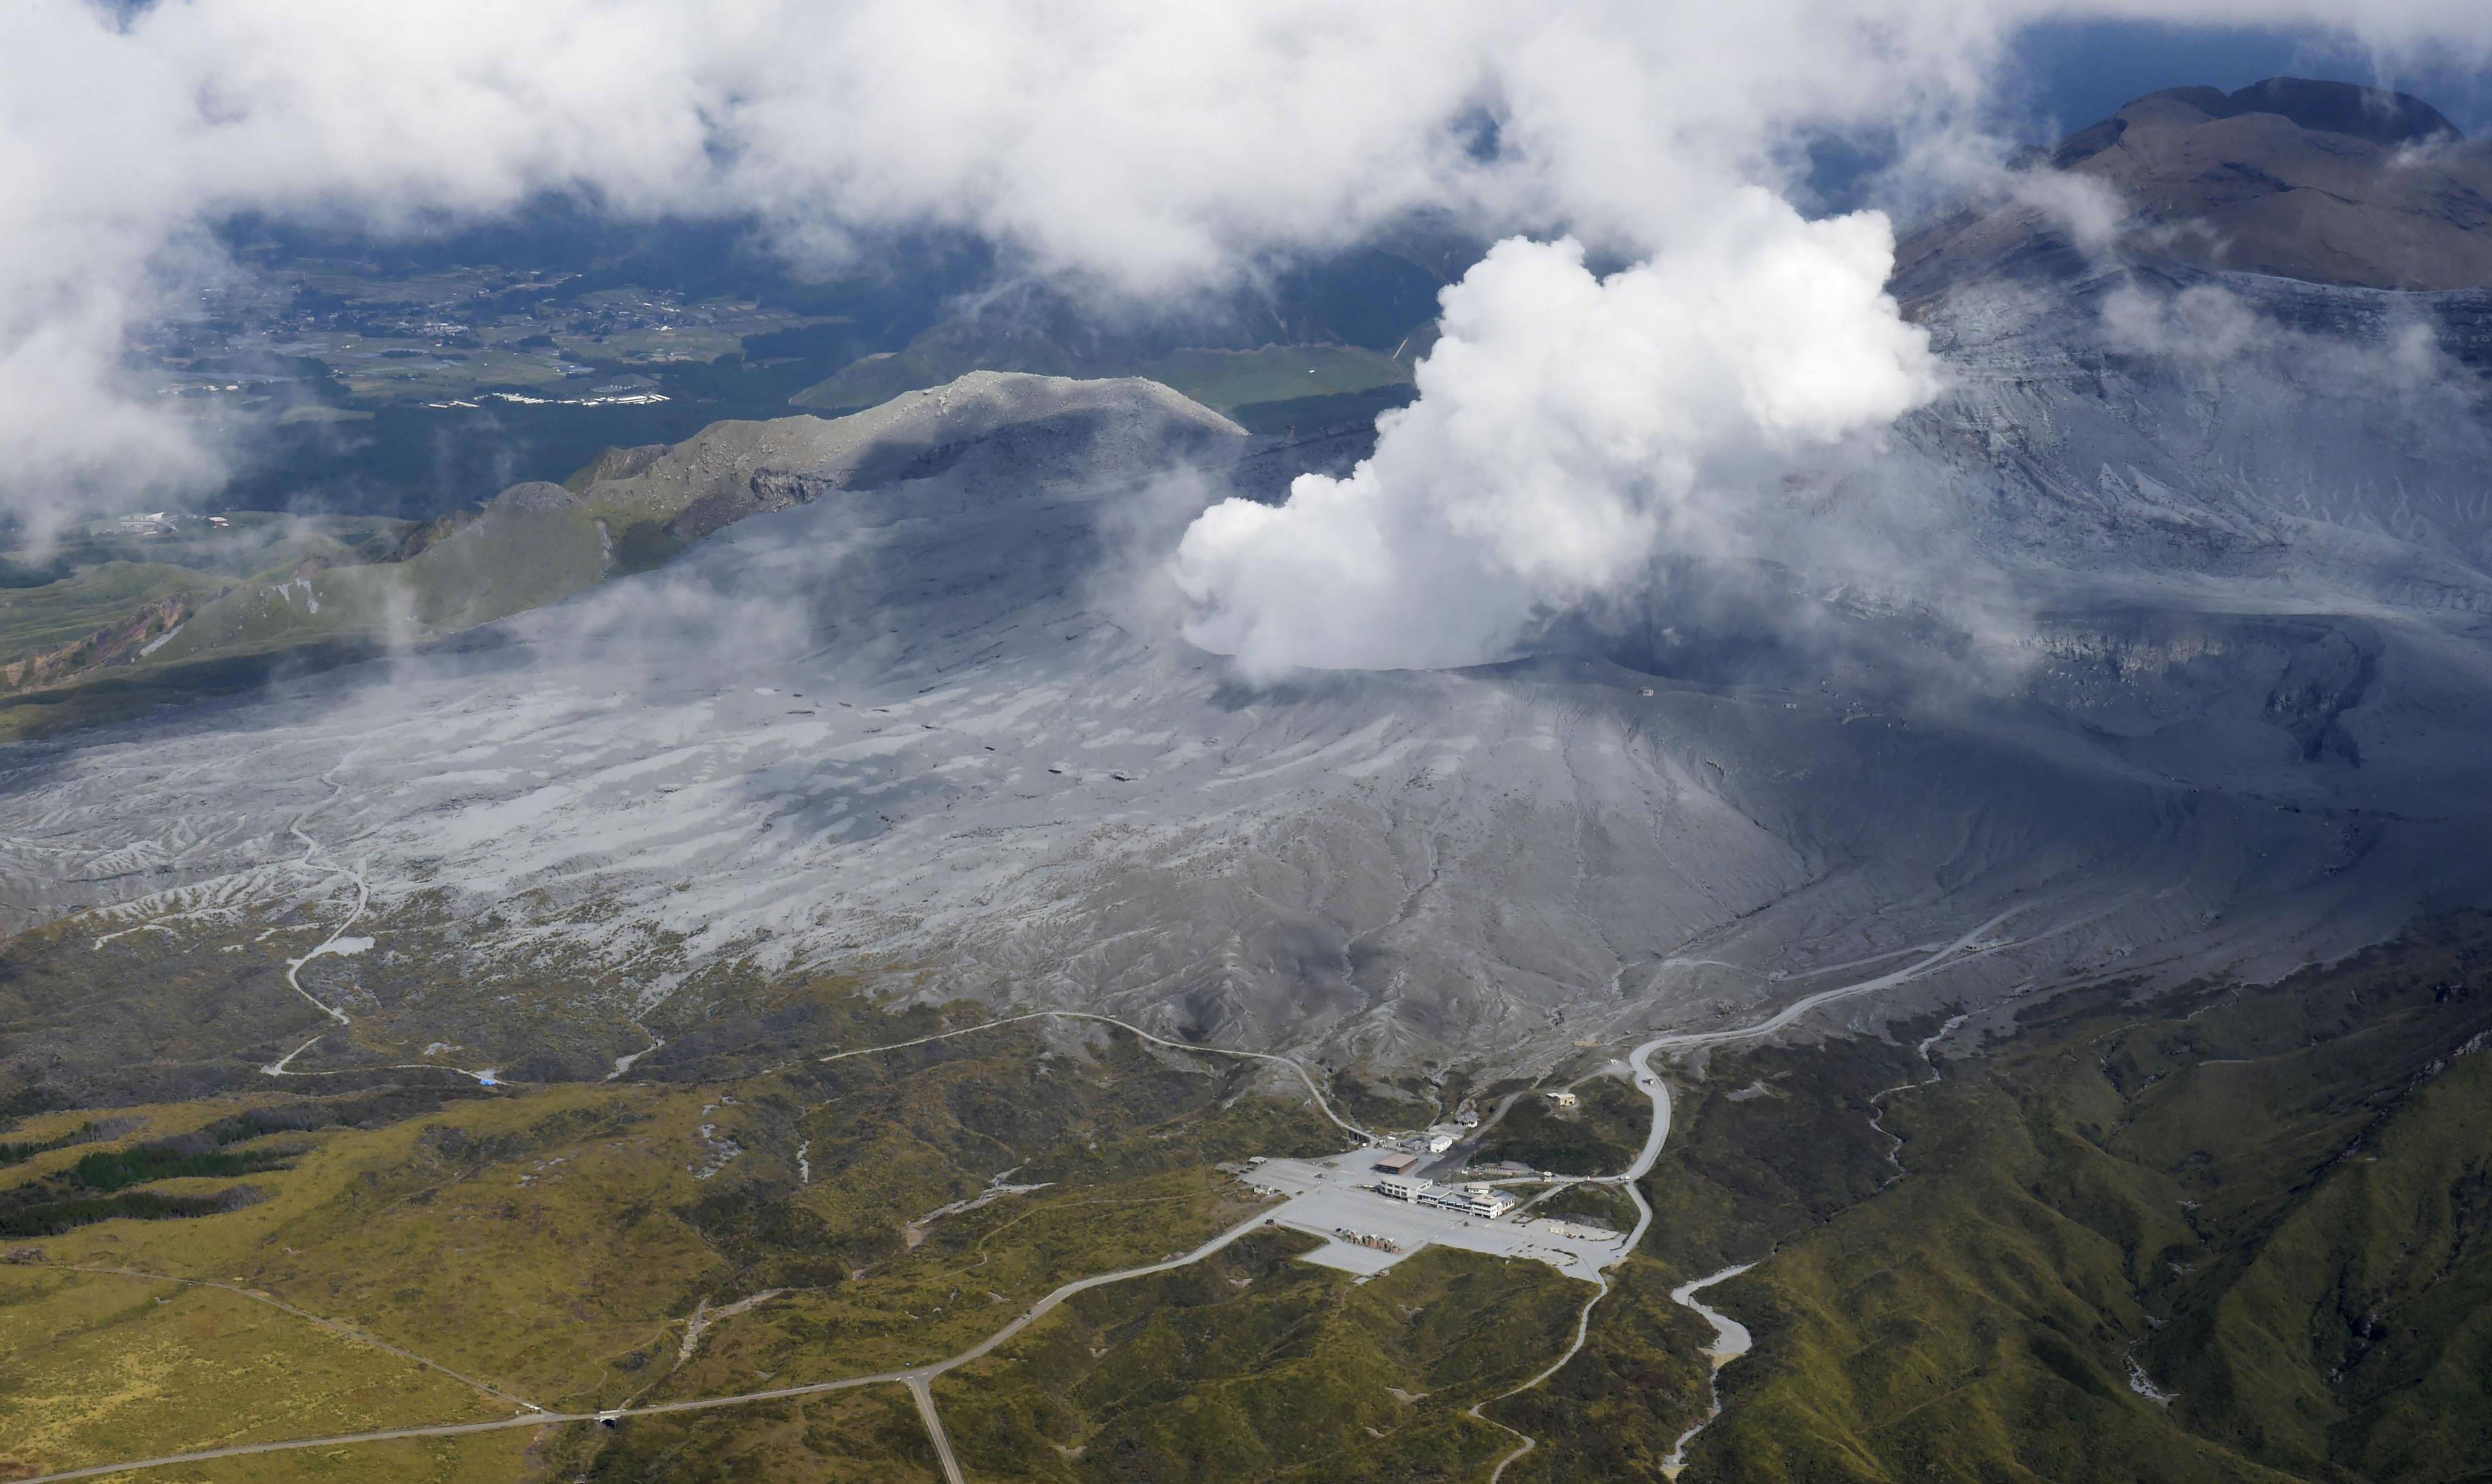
[1884,80,2492,623]
[0,592,205,693]
[492,480,586,515]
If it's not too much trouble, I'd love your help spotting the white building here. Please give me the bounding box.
[1417,1183,1515,1219]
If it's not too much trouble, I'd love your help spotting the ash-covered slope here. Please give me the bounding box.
[1873,78,2492,643]
[9,311,2492,1089]
[1892,260,2492,612]
[11,86,2492,1085]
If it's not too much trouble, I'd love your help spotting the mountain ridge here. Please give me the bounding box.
[1903,75,2492,296]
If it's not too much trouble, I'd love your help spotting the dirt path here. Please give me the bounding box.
[257,812,501,1088]
[1467,902,2061,1479]
[20,909,2064,1484]
[23,1260,543,1414]
[817,1008,1377,1142]
[10,1205,1287,1484]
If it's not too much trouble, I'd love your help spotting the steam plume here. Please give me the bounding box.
[1173,199,1942,675]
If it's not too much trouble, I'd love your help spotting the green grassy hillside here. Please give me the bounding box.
[0,956,1366,1481]
[1653,918,2492,1484]
[0,562,229,664]
[1489,1255,1719,1482]
[927,1237,1583,1484]
[1473,1078,1651,1178]
[7,898,2492,1480]
[143,503,611,668]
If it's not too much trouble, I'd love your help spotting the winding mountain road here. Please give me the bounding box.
[1470,901,2047,1478]
[17,911,2048,1484]
[257,803,502,1088]
[10,1204,1287,1484]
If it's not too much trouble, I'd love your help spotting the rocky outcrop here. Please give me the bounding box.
[0,591,214,693]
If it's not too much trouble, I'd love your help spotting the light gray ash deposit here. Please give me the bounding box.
[8,278,2492,1081]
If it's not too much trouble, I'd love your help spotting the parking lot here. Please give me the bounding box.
[1240,1152,1632,1283]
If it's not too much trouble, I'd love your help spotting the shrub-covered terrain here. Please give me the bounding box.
[1653,915,2492,1484]
[10,896,2492,1483]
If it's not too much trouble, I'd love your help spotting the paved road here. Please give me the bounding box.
[1468,903,2054,1482]
[21,911,2048,1484]
[907,1377,964,1484]
[15,1204,1285,1484]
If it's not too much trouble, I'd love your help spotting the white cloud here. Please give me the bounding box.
[2103,279,2473,398]
[1172,199,1942,674]
[2102,283,2267,360]
[0,0,2486,534]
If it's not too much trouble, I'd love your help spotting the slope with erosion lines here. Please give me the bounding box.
[5,357,2490,1090]
[1887,83,2492,617]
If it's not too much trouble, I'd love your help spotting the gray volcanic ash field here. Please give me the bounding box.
[11,253,2492,1088]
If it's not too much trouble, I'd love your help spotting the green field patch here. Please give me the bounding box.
[1131,345,1411,412]
[10,994,1345,1439]
[67,1136,287,1193]
[931,1234,1583,1483]
[1529,1182,1637,1231]
[664,1167,1272,1390]
[1224,382,1419,435]
[0,1119,304,1238]
[145,1430,552,1484]
[0,561,229,666]
[0,1266,504,1478]
[0,1121,106,1169]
